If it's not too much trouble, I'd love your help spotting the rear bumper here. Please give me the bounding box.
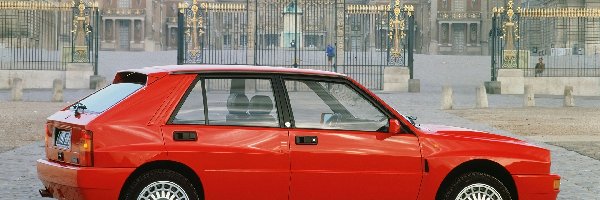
[513,174,560,200]
[37,159,134,200]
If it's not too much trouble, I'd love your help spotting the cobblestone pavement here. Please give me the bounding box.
[0,52,598,199]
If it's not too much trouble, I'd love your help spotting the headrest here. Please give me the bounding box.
[226,93,249,114]
[249,95,273,115]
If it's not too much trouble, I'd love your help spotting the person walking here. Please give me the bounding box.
[535,57,545,77]
[326,44,335,66]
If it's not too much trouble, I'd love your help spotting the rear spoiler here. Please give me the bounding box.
[113,68,169,85]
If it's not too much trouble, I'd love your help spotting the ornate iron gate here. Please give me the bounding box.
[491,0,600,80]
[177,0,415,90]
[0,0,99,73]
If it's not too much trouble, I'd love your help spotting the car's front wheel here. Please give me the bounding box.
[439,172,512,200]
[121,169,200,200]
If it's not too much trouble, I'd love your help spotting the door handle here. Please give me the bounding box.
[173,131,197,141]
[295,136,318,145]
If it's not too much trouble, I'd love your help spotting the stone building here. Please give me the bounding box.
[97,0,600,54]
[99,0,149,51]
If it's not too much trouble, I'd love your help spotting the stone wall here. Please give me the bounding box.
[498,68,600,96]
[0,63,93,89]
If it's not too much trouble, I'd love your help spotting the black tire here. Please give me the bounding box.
[121,169,200,200]
[439,172,512,200]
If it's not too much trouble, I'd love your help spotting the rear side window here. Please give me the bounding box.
[172,80,205,124]
[206,78,278,127]
[74,83,143,113]
[170,78,280,127]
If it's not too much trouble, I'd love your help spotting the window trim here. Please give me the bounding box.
[281,75,394,133]
[167,73,285,128]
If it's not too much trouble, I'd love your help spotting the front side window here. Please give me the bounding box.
[285,79,388,132]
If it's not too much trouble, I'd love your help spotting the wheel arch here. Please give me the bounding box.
[435,159,518,200]
[118,160,205,199]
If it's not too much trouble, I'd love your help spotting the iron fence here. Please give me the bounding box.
[176,0,415,90]
[0,1,99,72]
[491,1,600,78]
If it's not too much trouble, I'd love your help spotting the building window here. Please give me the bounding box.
[240,35,247,46]
[223,35,231,46]
[117,0,130,8]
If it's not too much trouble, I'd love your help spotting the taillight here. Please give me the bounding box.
[44,124,52,147]
[69,128,93,167]
[76,130,93,166]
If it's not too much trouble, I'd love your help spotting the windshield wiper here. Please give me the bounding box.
[72,102,87,115]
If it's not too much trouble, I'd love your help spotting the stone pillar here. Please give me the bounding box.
[441,85,453,110]
[524,85,535,107]
[438,22,442,44]
[102,19,106,42]
[369,13,375,49]
[408,79,420,93]
[141,19,145,44]
[335,0,345,70]
[449,23,453,45]
[429,0,438,54]
[476,84,488,108]
[476,22,481,45]
[130,19,135,44]
[52,79,63,102]
[564,86,575,107]
[10,78,23,101]
[66,63,94,89]
[90,75,107,90]
[145,0,152,40]
[466,23,470,46]
[497,68,524,94]
[113,19,117,43]
[383,67,410,92]
[247,0,256,65]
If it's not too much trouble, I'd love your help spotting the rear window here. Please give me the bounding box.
[73,83,143,113]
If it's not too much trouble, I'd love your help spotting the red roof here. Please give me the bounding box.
[121,65,345,77]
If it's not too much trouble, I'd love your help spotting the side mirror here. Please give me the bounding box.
[389,119,402,134]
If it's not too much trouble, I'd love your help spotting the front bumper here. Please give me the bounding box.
[36,159,134,200]
[513,174,560,199]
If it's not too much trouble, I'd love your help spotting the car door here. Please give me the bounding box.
[284,77,423,200]
[161,75,290,199]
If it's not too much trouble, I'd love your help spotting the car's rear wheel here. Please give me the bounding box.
[440,172,512,200]
[122,169,200,200]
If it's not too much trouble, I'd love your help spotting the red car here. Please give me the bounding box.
[37,65,560,200]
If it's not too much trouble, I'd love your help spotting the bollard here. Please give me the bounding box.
[476,84,489,108]
[564,86,575,107]
[524,85,535,107]
[408,79,420,93]
[10,78,23,101]
[95,77,107,91]
[52,79,64,102]
[441,85,453,110]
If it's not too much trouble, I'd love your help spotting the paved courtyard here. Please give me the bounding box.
[0,52,599,199]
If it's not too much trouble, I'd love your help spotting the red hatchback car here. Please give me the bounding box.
[37,65,560,200]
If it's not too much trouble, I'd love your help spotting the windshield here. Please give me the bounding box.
[71,83,143,113]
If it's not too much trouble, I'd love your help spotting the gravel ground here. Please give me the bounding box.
[0,102,67,153]
[448,107,600,160]
[1,52,600,199]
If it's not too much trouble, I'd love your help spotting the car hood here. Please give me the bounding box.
[417,124,525,144]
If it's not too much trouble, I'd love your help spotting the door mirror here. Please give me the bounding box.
[389,119,402,134]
